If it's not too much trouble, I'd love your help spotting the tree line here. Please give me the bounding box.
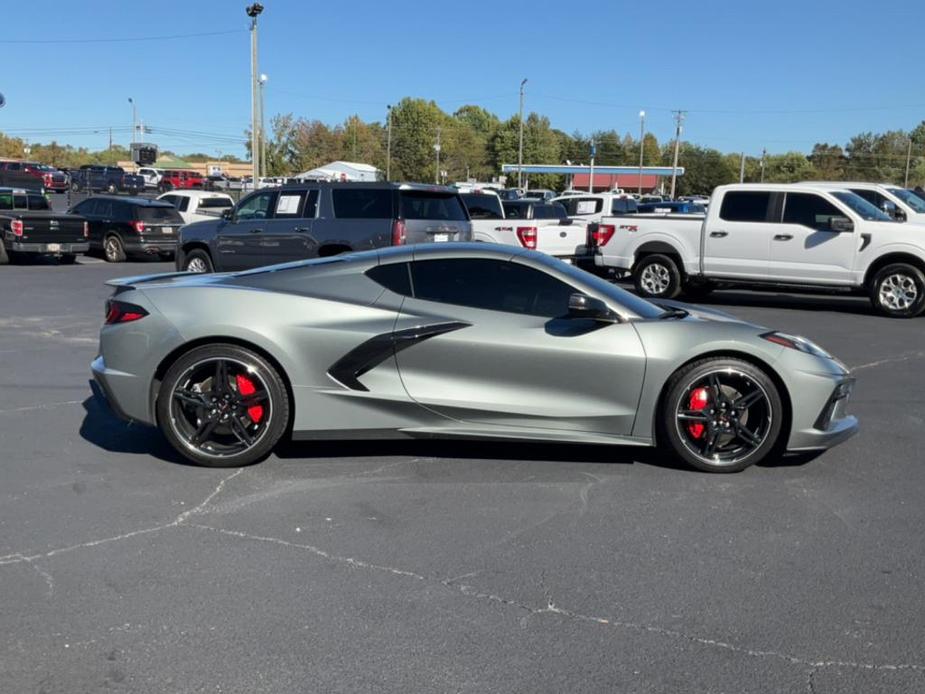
[3,99,925,194]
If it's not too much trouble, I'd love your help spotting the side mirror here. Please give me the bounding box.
[567,293,617,322]
[893,207,907,222]
[829,216,854,233]
[222,209,234,221]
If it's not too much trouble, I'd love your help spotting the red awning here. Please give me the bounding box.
[572,173,659,189]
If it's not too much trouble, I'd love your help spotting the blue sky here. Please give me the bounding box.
[1,0,922,158]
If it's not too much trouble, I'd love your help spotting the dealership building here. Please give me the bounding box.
[500,164,684,193]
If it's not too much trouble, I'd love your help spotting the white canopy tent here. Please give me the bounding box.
[294,161,381,182]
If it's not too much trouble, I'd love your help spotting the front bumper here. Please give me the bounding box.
[10,241,89,254]
[784,365,859,451]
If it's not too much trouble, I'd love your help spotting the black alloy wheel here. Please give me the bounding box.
[157,344,289,467]
[661,358,783,472]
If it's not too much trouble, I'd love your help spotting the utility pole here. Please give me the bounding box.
[258,73,268,177]
[669,110,685,199]
[588,139,596,193]
[638,110,646,196]
[760,148,767,182]
[109,127,113,152]
[247,3,264,184]
[385,105,392,181]
[434,126,441,185]
[128,97,136,145]
[739,152,746,183]
[905,137,914,188]
[518,78,527,189]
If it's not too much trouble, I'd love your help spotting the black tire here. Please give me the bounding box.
[183,248,214,273]
[634,254,682,299]
[59,254,78,265]
[868,263,925,318]
[156,343,290,467]
[659,357,784,473]
[103,234,126,263]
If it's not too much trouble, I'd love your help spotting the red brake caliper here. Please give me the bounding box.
[687,387,710,439]
[235,374,264,423]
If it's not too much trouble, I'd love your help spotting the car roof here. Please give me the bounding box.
[92,195,174,207]
[160,190,232,199]
[276,181,459,193]
[0,186,42,194]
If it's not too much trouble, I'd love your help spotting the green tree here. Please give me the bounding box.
[674,145,737,195]
[389,97,445,182]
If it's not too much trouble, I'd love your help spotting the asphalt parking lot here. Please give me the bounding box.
[1,258,924,693]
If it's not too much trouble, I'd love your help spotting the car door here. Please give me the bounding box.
[391,255,647,435]
[215,190,279,270]
[769,192,858,284]
[702,190,774,278]
[260,189,320,264]
[69,198,101,248]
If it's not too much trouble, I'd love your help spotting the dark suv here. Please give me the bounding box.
[175,182,473,273]
[68,196,183,262]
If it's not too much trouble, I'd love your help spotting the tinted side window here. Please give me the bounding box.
[303,189,319,218]
[719,192,772,222]
[178,198,190,212]
[851,189,892,213]
[366,263,412,296]
[27,194,49,210]
[96,200,114,218]
[237,192,278,220]
[72,199,97,216]
[502,202,527,219]
[783,193,841,230]
[534,203,566,220]
[333,189,392,219]
[410,258,576,317]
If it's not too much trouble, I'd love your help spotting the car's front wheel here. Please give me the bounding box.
[869,263,925,318]
[157,344,290,467]
[659,357,784,473]
[183,249,214,273]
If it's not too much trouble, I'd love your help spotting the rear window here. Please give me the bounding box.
[27,194,50,210]
[502,202,528,219]
[198,197,234,209]
[333,189,393,219]
[611,198,637,214]
[559,197,603,215]
[461,193,504,220]
[138,205,183,223]
[399,192,468,221]
[719,191,772,222]
[533,203,567,220]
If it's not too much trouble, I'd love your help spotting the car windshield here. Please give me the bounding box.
[831,192,892,221]
[529,253,665,319]
[887,187,925,213]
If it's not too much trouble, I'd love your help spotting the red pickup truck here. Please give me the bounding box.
[158,170,204,192]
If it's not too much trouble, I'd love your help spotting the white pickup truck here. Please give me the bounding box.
[809,182,925,224]
[460,191,586,260]
[583,182,925,317]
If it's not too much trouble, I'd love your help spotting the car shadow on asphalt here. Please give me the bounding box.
[79,384,817,473]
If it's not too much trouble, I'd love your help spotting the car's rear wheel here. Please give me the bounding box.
[634,254,682,299]
[104,234,126,262]
[869,263,925,318]
[157,344,290,467]
[659,358,784,473]
[183,249,213,273]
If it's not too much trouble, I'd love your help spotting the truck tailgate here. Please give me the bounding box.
[8,212,86,244]
[535,220,585,258]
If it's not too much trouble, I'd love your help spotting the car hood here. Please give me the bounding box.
[652,298,753,325]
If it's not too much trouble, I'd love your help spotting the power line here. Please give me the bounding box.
[0,29,245,45]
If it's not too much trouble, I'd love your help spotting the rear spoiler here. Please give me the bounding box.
[104,271,199,290]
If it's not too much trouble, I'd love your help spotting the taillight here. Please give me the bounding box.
[10,220,23,237]
[105,300,148,325]
[391,219,406,245]
[588,223,615,248]
[515,226,537,249]
[131,220,146,233]
[83,221,89,238]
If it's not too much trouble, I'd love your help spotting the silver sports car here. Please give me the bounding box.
[91,243,858,472]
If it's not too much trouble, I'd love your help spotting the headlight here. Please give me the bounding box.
[760,331,832,359]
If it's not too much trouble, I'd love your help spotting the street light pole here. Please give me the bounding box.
[128,97,136,145]
[760,148,767,182]
[518,78,527,189]
[247,3,264,184]
[670,110,685,199]
[259,73,268,177]
[904,137,914,188]
[638,110,646,196]
[386,105,392,182]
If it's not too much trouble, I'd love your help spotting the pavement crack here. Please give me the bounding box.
[0,468,246,568]
[576,472,604,516]
[0,400,85,416]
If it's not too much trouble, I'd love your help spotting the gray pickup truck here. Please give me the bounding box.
[69,166,145,195]
[175,182,473,273]
[0,188,88,264]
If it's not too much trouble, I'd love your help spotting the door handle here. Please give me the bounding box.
[709,231,728,238]
[773,234,793,241]
[293,227,310,233]
[249,228,263,233]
